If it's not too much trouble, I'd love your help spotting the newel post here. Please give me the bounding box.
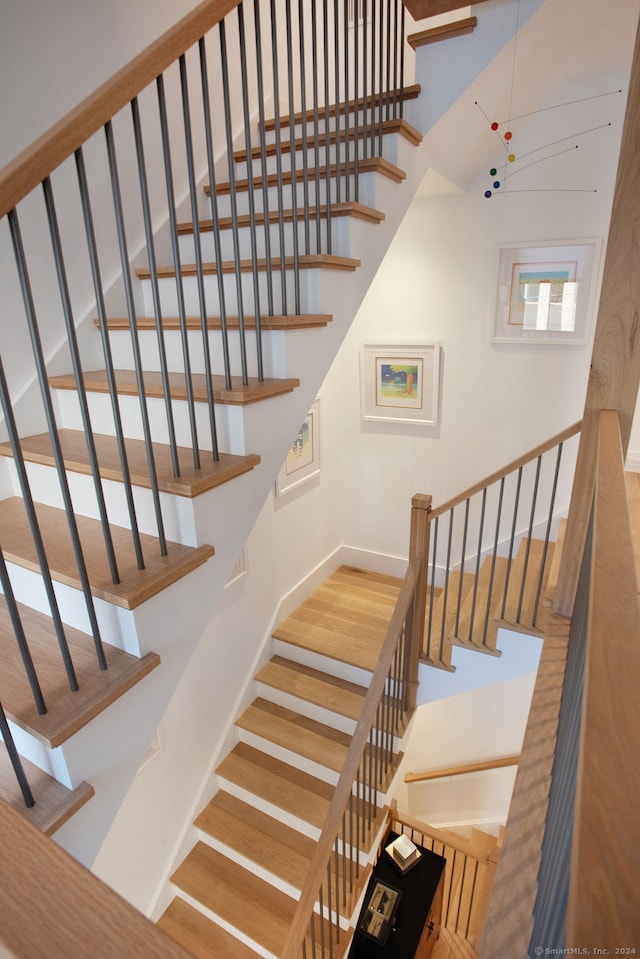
[408,493,432,711]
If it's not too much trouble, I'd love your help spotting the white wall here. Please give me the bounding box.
[324,69,630,561]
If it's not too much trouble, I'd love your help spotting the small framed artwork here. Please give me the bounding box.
[360,342,441,426]
[276,398,320,495]
[492,239,601,344]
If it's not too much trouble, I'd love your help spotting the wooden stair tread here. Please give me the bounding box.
[158,897,263,959]
[98,314,333,332]
[0,594,159,747]
[262,84,421,129]
[0,746,94,836]
[207,156,406,196]
[49,368,300,407]
[408,16,478,50]
[170,841,297,956]
[273,567,401,671]
[234,117,423,161]
[499,539,554,633]
[0,429,260,499]
[451,556,507,653]
[0,497,214,610]
[237,697,351,772]
[216,741,334,829]
[256,655,367,720]
[136,253,360,280]
[177,200,386,234]
[195,789,316,890]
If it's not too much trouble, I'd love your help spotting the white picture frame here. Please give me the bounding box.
[491,239,601,345]
[360,342,441,426]
[276,398,321,495]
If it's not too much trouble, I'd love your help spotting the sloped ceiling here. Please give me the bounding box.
[416,0,640,195]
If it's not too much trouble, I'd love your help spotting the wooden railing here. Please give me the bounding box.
[0,0,409,806]
[389,805,499,950]
[281,558,422,959]
[404,754,519,784]
[419,422,582,667]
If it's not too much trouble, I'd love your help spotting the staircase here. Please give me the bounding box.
[158,566,405,958]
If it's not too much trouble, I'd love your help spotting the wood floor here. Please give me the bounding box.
[158,565,404,959]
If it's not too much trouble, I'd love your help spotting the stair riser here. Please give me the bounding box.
[2,560,142,655]
[140,268,316,319]
[51,387,249,457]
[233,130,402,180]
[254,680,359,736]
[3,458,199,546]
[273,638,375,688]
[104,327,285,381]
[176,213,355,264]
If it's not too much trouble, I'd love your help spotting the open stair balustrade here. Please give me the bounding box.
[0,0,419,821]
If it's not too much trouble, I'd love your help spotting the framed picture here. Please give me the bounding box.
[360,342,441,426]
[492,239,601,344]
[356,879,402,947]
[276,398,320,495]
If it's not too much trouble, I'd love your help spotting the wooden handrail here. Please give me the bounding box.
[390,805,499,867]
[430,421,582,520]
[281,559,421,959]
[0,799,192,958]
[0,0,240,220]
[404,754,520,783]
[566,411,640,945]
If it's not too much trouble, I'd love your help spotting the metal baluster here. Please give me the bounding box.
[344,806,350,903]
[465,861,479,938]
[178,55,219,458]
[318,884,326,958]
[455,855,468,932]
[237,4,265,380]
[7,209,106,670]
[378,0,385,153]
[516,456,542,623]
[500,466,523,619]
[0,352,78,691]
[533,443,563,627]
[309,909,317,958]
[385,0,392,120]
[285,0,302,313]
[391,0,398,118]
[156,75,201,465]
[0,543,46,714]
[310,0,322,253]
[131,97,181,480]
[399,1,406,118]
[326,859,336,955]
[322,0,333,253]
[104,120,168,556]
[426,515,438,660]
[333,0,341,204]
[0,700,35,807]
[268,0,290,313]
[353,0,360,202]
[343,0,351,201]
[253,0,276,313]
[298,0,312,254]
[370,0,377,156]
[219,20,250,380]
[362,0,369,160]
[199,38,233,386]
[439,509,454,661]
[455,500,470,637]
[468,489,487,644]
[75,146,146,566]
[482,478,505,647]
[42,176,120,587]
